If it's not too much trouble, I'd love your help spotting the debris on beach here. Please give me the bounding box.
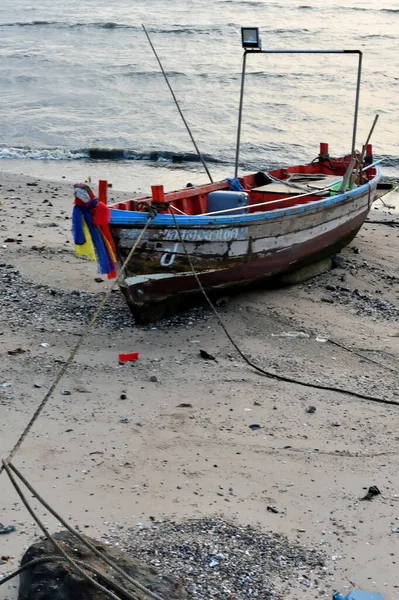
[333,590,384,600]
[271,331,310,339]
[7,347,26,355]
[199,349,217,362]
[267,506,279,514]
[360,486,381,501]
[0,524,16,535]
[119,352,140,363]
[108,518,326,599]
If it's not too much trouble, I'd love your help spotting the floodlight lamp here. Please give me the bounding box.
[241,27,261,50]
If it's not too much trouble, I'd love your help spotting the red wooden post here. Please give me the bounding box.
[98,179,108,204]
[151,185,165,203]
[319,143,329,156]
[365,144,373,170]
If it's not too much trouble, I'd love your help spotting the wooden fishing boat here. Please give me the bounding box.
[73,30,384,321]
[101,144,381,321]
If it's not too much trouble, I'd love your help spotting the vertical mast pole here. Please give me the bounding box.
[234,51,248,179]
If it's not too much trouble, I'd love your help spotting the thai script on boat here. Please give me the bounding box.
[118,226,248,246]
[163,227,248,243]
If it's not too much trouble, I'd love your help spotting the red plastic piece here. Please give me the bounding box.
[119,352,140,362]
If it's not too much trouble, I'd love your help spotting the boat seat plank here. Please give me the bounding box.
[252,174,342,195]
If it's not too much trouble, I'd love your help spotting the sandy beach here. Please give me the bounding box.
[1,168,399,599]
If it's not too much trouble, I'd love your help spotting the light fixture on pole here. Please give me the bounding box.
[241,27,261,50]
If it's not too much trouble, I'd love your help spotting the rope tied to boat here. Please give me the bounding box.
[167,205,399,408]
[0,211,154,475]
[136,199,171,217]
[311,152,337,171]
[1,209,163,600]
[1,460,166,600]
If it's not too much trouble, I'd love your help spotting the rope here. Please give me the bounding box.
[2,461,130,600]
[168,207,399,408]
[0,215,153,476]
[311,153,337,171]
[327,340,399,375]
[142,24,213,184]
[6,461,166,600]
[366,219,399,227]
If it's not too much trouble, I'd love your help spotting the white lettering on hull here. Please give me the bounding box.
[160,243,180,267]
[163,227,248,243]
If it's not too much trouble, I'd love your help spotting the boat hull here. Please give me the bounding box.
[111,181,377,322]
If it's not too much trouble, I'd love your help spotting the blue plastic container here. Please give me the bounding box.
[334,591,384,600]
[207,191,249,216]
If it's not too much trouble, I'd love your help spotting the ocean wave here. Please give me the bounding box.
[0,20,222,34]
[273,28,311,34]
[0,146,227,164]
[358,33,397,40]
[87,149,226,164]
[0,20,138,30]
[221,0,270,6]
[123,70,188,79]
[379,155,399,169]
[152,27,220,35]
[0,147,89,160]
[249,71,285,79]
[1,146,396,175]
[297,5,399,13]
[351,6,399,12]
[1,20,58,27]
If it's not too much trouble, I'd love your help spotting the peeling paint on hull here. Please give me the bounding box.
[110,179,378,322]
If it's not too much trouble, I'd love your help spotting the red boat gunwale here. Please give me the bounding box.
[110,146,376,218]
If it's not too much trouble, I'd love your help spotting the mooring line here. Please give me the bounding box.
[0,215,152,474]
[142,24,214,183]
[168,207,399,407]
[2,460,130,600]
[4,461,165,600]
[0,212,174,600]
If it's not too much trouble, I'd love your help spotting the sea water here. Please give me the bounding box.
[0,0,398,192]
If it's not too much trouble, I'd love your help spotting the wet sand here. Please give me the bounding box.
[1,169,399,599]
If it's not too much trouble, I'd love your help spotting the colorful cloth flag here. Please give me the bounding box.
[72,184,117,278]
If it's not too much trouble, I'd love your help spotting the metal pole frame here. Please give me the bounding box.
[234,49,362,179]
